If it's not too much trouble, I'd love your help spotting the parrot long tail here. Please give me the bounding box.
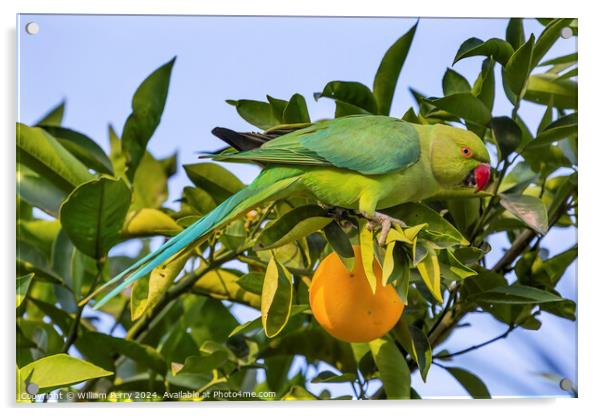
[89,170,301,309]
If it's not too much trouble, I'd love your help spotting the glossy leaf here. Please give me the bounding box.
[236,271,264,295]
[528,112,577,147]
[524,73,577,109]
[416,247,443,303]
[18,354,113,395]
[41,126,113,174]
[473,57,495,112]
[315,81,378,115]
[282,93,311,124]
[373,22,418,115]
[227,99,279,129]
[311,370,356,384]
[130,248,191,320]
[17,273,34,307]
[195,269,261,310]
[442,68,471,96]
[359,221,378,293]
[323,221,355,271]
[394,320,432,382]
[504,34,534,97]
[60,177,131,259]
[506,18,525,50]
[500,193,548,234]
[472,284,564,304]
[183,163,244,204]
[453,37,513,66]
[490,116,522,159]
[261,256,293,337]
[17,123,93,193]
[121,208,182,239]
[122,57,175,181]
[444,366,491,398]
[369,338,411,399]
[35,101,65,127]
[428,93,491,126]
[386,203,469,246]
[258,205,332,250]
[532,19,575,67]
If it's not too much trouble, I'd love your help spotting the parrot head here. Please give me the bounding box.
[430,124,491,193]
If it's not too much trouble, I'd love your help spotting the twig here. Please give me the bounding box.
[434,323,518,360]
[61,257,105,353]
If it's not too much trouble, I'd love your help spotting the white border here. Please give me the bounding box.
[3,1,598,415]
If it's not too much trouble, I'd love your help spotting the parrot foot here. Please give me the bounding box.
[363,212,407,246]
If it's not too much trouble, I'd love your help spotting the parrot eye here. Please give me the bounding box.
[461,146,473,158]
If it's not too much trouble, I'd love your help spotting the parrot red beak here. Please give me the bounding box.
[474,163,491,192]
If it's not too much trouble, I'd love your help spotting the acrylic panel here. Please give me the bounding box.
[16,14,578,402]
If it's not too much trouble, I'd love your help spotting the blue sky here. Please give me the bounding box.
[17,15,577,398]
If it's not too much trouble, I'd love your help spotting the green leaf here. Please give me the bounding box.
[442,68,471,96]
[428,93,491,126]
[131,152,169,210]
[416,247,443,303]
[528,112,577,148]
[35,101,65,127]
[369,338,410,399]
[121,208,182,239]
[282,385,317,400]
[267,95,289,121]
[122,57,175,181]
[525,73,577,109]
[446,249,478,279]
[77,332,167,374]
[311,370,356,384]
[500,193,548,234]
[227,99,280,130]
[183,162,244,204]
[472,284,564,304]
[490,116,522,159]
[130,247,191,320]
[229,304,307,337]
[359,221,377,293]
[17,165,67,217]
[373,22,417,115]
[17,273,34,307]
[60,177,131,259]
[323,221,355,271]
[17,123,93,193]
[315,81,378,114]
[453,37,514,66]
[261,256,294,337]
[194,269,261,310]
[236,272,264,295]
[532,19,576,68]
[283,93,310,124]
[18,354,113,395]
[444,366,491,398]
[506,18,525,50]
[385,202,469,247]
[258,205,332,250]
[40,126,114,174]
[524,73,577,109]
[393,320,432,382]
[540,52,578,67]
[504,34,535,97]
[182,186,217,215]
[473,57,495,112]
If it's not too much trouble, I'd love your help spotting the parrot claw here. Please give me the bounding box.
[363,212,407,246]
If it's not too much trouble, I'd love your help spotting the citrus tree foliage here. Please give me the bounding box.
[16,18,577,401]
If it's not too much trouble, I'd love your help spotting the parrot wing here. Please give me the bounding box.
[212,115,421,175]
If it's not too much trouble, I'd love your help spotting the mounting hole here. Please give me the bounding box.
[560,27,573,39]
[25,22,39,35]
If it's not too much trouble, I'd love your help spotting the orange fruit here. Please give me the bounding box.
[309,245,404,343]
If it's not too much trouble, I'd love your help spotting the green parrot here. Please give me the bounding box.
[92,115,491,308]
